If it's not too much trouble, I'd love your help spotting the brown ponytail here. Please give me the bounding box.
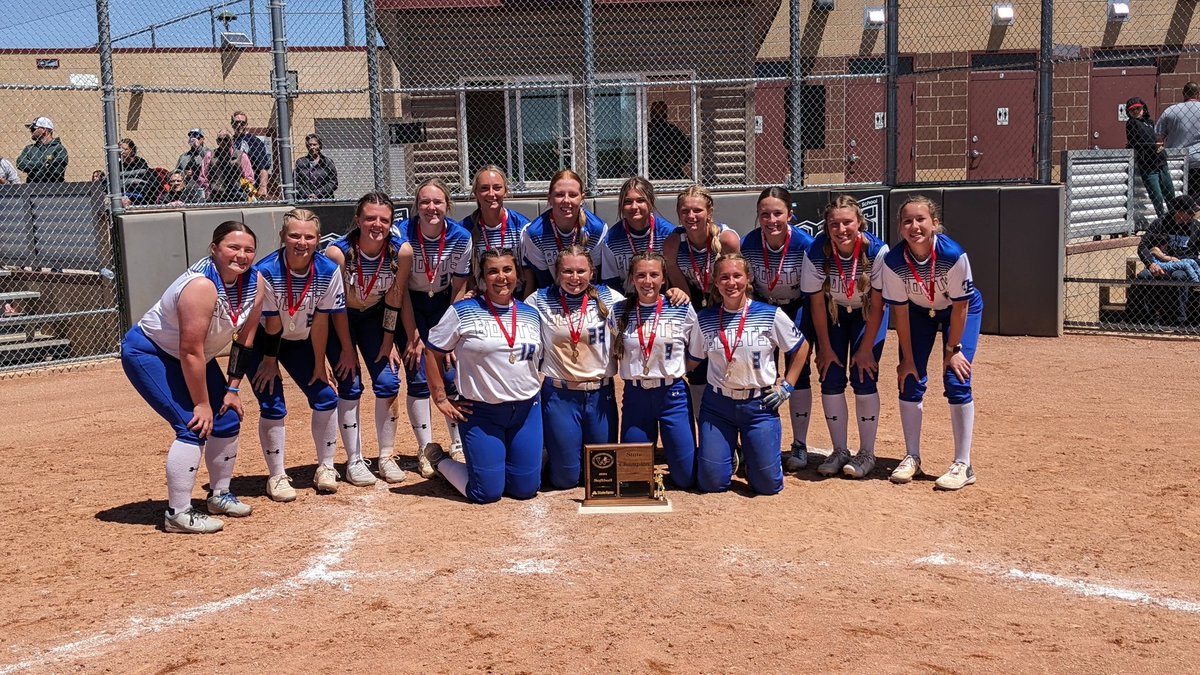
[613,251,668,360]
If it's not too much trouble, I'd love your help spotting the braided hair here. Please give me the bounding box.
[821,195,873,324]
[676,185,723,257]
[613,251,668,360]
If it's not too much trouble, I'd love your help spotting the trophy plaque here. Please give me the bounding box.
[580,443,672,513]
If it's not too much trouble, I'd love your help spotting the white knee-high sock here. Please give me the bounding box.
[166,440,202,512]
[949,401,975,465]
[899,400,924,458]
[312,408,338,467]
[788,388,812,446]
[204,435,239,493]
[436,458,469,497]
[444,412,462,447]
[689,384,706,421]
[258,418,287,476]
[375,396,397,459]
[855,393,881,453]
[821,394,850,449]
[336,398,361,464]
[407,395,433,449]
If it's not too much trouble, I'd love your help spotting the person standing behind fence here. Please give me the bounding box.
[1126,97,1175,220]
[200,129,255,203]
[1155,82,1200,194]
[176,129,210,187]
[120,221,265,533]
[231,111,271,199]
[0,156,20,184]
[294,134,338,200]
[647,101,692,181]
[118,139,156,205]
[17,117,68,183]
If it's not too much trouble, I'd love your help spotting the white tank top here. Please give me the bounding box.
[139,257,258,361]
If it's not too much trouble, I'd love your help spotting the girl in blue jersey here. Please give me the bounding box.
[663,185,742,419]
[324,192,410,490]
[121,221,265,533]
[611,252,699,489]
[423,247,544,503]
[741,187,817,470]
[686,253,808,495]
[532,245,624,489]
[394,178,474,477]
[520,169,607,291]
[597,177,678,288]
[801,195,889,479]
[462,165,530,294]
[880,195,982,491]
[246,209,354,502]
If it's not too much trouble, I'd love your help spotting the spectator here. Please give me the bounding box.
[1137,194,1200,324]
[0,155,20,184]
[1126,97,1175,221]
[91,169,106,182]
[199,129,255,203]
[1156,82,1200,194]
[647,101,691,181]
[118,138,157,205]
[230,111,270,199]
[16,117,68,183]
[176,129,210,187]
[159,170,205,206]
[294,133,338,200]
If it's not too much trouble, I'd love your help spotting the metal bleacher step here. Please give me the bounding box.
[0,290,40,303]
[0,336,70,356]
[0,269,10,278]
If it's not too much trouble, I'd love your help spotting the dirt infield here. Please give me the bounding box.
[2,333,1198,673]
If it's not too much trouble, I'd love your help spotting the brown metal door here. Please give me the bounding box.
[967,71,1036,181]
[1089,66,1158,150]
[844,79,915,184]
[754,80,789,184]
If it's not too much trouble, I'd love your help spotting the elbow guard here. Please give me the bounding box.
[226,341,252,379]
[259,329,282,358]
[382,303,401,334]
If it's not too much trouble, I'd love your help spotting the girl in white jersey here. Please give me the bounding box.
[121,221,265,533]
[686,253,808,495]
[663,185,742,419]
[421,247,544,503]
[245,209,354,501]
[532,245,623,489]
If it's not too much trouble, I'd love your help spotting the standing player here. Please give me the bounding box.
[247,209,356,501]
[422,247,544,503]
[880,195,983,490]
[801,195,889,479]
[520,169,607,291]
[610,252,699,489]
[686,253,808,495]
[461,166,530,294]
[663,185,741,418]
[741,186,816,470]
[121,221,264,533]
[393,179,473,475]
[324,192,409,489]
[531,245,623,490]
[597,177,677,288]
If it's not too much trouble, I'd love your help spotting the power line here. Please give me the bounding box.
[0,2,93,33]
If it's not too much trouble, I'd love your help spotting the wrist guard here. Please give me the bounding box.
[226,341,251,379]
[260,329,282,358]
[382,303,401,334]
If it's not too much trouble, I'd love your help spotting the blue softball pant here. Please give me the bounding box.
[541,381,619,490]
[120,326,239,446]
[697,386,783,495]
[396,288,457,399]
[899,291,983,405]
[781,297,815,391]
[620,379,697,489]
[326,302,401,400]
[819,304,889,395]
[461,395,543,504]
[247,337,338,420]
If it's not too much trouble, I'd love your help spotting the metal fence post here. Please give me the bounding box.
[343,0,355,46]
[582,0,597,194]
[787,0,803,190]
[96,0,124,216]
[269,0,295,202]
[885,0,899,186]
[363,0,388,194]
[250,0,258,46]
[1038,0,1054,184]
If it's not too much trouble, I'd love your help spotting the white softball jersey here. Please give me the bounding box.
[426,297,544,404]
[608,297,697,382]
[880,234,976,312]
[686,300,805,391]
[801,231,889,311]
[531,284,624,382]
[138,257,259,362]
[257,249,346,341]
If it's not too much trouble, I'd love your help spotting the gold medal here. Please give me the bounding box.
[642,362,651,376]
[428,289,435,298]
[701,297,707,308]
[929,308,936,318]
[288,320,296,332]
[509,352,518,364]
[570,343,579,361]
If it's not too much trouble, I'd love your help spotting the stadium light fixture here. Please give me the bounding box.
[1107,0,1130,23]
[863,6,885,29]
[992,3,1015,26]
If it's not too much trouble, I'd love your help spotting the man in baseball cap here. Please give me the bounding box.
[16,116,68,183]
[176,128,210,187]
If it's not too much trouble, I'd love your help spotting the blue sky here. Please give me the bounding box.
[0,0,363,49]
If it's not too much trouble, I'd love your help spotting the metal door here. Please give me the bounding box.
[966,71,1037,181]
[1089,66,1158,150]
[844,79,915,184]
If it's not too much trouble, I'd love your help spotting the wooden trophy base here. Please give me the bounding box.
[578,498,673,515]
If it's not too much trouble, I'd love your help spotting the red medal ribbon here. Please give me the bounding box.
[903,240,938,307]
[355,243,384,301]
[718,299,750,363]
[482,209,508,251]
[832,234,863,299]
[284,259,314,319]
[559,289,589,348]
[637,295,664,366]
[765,227,791,293]
[685,235,712,296]
[225,275,245,325]
[483,295,518,349]
[624,215,655,257]
[417,225,448,290]
[552,220,579,253]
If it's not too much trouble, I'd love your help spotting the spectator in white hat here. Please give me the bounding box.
[16,117,68,183]
[0,156,19,184]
